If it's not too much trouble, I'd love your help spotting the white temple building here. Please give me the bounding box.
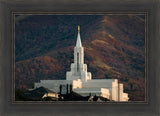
[34,26,129,101]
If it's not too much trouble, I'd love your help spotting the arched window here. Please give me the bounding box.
[77,53,79,72]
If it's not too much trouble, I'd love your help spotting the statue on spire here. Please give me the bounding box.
[78,25,80,32]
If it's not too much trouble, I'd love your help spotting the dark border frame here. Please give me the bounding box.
[0,0,159,116]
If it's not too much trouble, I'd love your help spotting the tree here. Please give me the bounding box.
[59,84,62,95]
[70,84,72,93]
[66,84,68,95]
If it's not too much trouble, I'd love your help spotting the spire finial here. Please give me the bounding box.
[78,25,80,32]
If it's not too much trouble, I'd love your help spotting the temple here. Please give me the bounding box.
[66,25,91,82]
[33,26,129,101]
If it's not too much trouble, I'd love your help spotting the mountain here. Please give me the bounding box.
[15,15,145,101]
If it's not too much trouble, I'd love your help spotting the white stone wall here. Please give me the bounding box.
[87,72,91,80]
[83,64,87,72]
[101,88,110,99]
[71,63,76,74]
[66,63,91,81]
[73,79,119,101]
[73,87,110,100]
[81,71,87,82]
[74,88,102,97]
[73,79,82,89]
[118,83,123,101]
[123,93,129,101]
[74,47,84,64]
[66,72,72,80]
[110,81,118,101]
[118,83,129,101]
[81,79,116,88]
[42,93,59,98]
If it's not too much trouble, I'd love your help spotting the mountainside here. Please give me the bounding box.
[15,15,145,101]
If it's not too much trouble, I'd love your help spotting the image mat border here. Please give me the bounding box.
[12,12,148,104]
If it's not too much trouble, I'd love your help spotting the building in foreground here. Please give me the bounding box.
[33,26,129,101]
[25,86,59,101]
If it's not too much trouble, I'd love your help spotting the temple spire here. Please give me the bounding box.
[76,25,82,47]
